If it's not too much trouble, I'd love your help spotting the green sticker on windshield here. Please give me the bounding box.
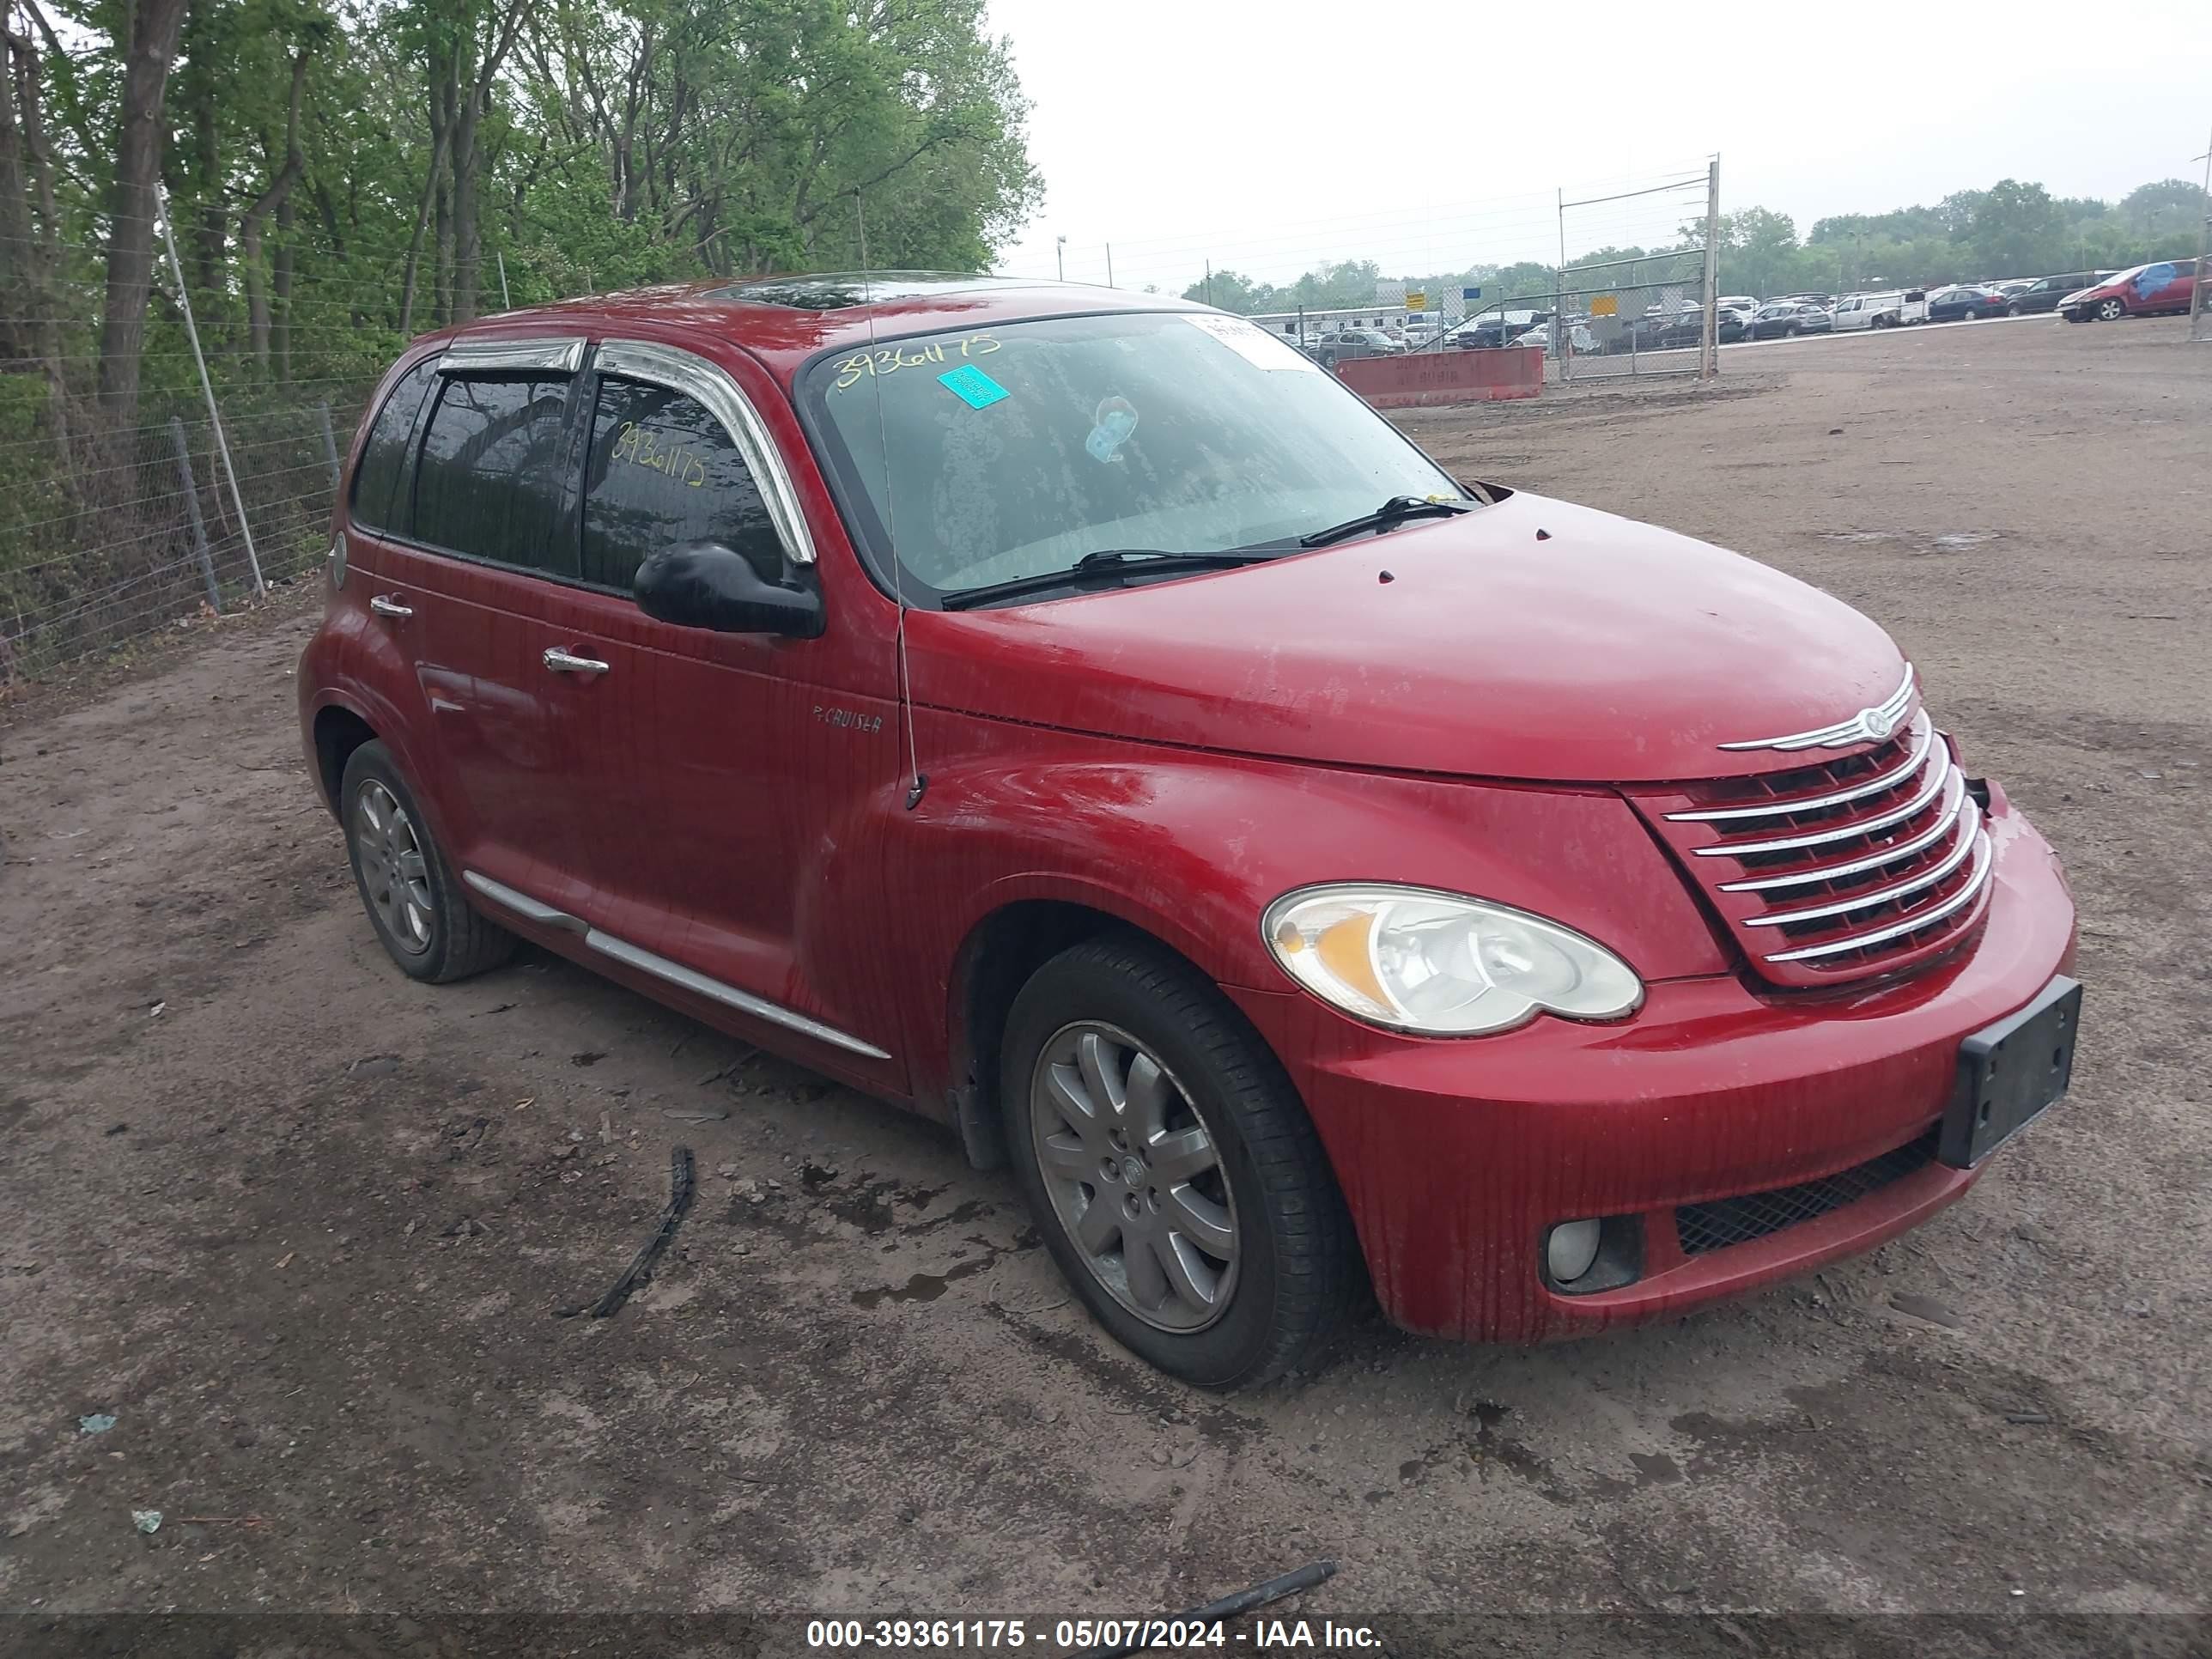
[938,364,1009,410]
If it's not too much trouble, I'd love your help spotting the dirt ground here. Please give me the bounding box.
[3,316,2207,1650]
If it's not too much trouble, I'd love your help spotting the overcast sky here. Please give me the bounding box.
[985,0,2212,293]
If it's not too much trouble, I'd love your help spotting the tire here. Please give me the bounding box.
[1871,314,1891,329]
[2007,302,2023,317]
[1962,308,1979,322]
[341,740,514,983]
[2094,297,2125,322]
[1001,935,1358,1389]
[1785,323,1800,337]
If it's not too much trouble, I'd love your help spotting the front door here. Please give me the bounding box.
[551,338,906,1088]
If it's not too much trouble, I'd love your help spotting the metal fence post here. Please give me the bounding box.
[318,400,342,489]
[158,191,265,595]
[2190,123,2211,343]
[168,418,222,613]
[1700,156,1722,382]
[1555,187,1569,386]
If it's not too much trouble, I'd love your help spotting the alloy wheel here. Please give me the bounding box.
[356,780,434,956]
[1028,1021,1241,1333]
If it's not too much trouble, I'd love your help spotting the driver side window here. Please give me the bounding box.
[580,378,783,592]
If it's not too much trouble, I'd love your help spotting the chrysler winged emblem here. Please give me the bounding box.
[1718,665,1917,751]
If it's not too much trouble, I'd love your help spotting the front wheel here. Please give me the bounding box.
[1002,936,1358,1389]
[2094,297,2125,322]
[2007,302,2023,317]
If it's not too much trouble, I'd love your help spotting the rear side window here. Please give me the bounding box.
[579,379,781,591]
[412,376,574,575]
[349,359,439,532]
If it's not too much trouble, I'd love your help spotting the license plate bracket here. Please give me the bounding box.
[1941,975,2082,1169]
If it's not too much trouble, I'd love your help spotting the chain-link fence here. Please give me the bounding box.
[0,384,373,681]
[0,193,599,686]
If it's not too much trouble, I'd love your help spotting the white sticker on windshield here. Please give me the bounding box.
[1182,313,1322,373]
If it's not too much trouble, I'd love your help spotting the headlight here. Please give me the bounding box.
[1262,884,1643,1036]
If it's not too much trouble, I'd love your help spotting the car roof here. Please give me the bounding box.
[425,273,1209,388]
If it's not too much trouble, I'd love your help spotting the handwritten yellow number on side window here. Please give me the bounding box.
[611,421,706,488]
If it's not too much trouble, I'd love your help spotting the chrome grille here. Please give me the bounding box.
[1632,699,1994,988]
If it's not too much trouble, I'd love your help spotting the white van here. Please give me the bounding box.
[1400,313,1451,350]
[1830,289,1928,331]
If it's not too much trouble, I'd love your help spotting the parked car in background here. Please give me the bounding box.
[1926,284,2006,323]
[1750,301,1831,339]
[1989,280,2035,301]
[1717,307,1753,344]
[1401,315,1450,350]
[1451,309,1549,349]
[300,276,2081,1388]
[1777,292,1833,308]
[1717,295,1758,319]
[2061,260,2200,322]
[1309,328,1403,366]
[1830,289,1927,331]
[2004,271,2106,316]
[1510,320,1600,356]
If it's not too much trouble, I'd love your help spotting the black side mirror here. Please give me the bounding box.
[634,541,824,639]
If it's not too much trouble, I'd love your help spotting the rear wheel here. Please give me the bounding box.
[342,741,514,983]
[1002,936,1358,1389]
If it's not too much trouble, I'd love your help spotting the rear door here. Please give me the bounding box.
[2148,260,2195,310]
[370,337,616,921]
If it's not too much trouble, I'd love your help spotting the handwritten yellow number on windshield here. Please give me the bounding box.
[831,334,999,391]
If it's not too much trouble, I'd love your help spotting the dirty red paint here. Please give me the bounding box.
[297,277,2079,1347]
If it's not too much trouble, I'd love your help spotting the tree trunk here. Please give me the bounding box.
[429,46,456,326]
[398,128,448,337]
[272,191,295,381]
[95,0,189,419]
[0,18,31,366]
[7,21,72,467]
[451,82,483,322]
[447,0,534,326]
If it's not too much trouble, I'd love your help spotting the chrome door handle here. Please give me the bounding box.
[369,594,413,619]
[543,647,610,676]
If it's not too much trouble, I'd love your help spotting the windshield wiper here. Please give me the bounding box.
[939,548,1277,611]
[1297,495,1474,549]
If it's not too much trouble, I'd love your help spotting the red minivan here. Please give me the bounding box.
[299,276,2081,1388]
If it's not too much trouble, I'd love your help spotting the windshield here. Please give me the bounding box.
[803,310,1466,605]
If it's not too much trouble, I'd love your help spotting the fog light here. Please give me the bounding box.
[1547,1218,1602,1285]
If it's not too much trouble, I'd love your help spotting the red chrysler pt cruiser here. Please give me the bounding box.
[298,275,2081,1388]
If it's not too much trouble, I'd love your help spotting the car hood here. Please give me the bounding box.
[902,489,1908,784]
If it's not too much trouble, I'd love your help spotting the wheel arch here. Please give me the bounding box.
[312,701,380,816]
[943,895,1255,1172]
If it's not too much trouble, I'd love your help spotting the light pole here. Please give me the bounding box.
[1055,235,1066,282]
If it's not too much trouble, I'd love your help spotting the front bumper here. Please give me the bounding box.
[1224,801,2077,1343]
